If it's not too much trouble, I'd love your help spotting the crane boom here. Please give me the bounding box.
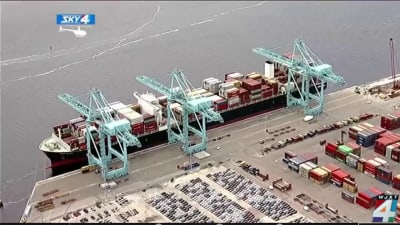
[58,93,101,119]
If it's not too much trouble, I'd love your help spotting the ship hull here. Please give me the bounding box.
[48,83,326,175]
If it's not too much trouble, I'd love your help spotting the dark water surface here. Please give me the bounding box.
[1,1,400,222]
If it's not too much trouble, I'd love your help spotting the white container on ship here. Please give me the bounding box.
[117,107,134,115]
[209,95,224,103]
[228,96,240,105]
[203,77,218,90]
[124,111,144,124]
[227,72,244,80]
[386,145,395,158]
[201,92,214,97]
[208,80,222,94]
[219,83,235,91]
[110,102,128,111]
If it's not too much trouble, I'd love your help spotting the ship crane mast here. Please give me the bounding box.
[390,38,399,89]
[136,69,224,156]
[253,39,346,116]
[58,89,142,181]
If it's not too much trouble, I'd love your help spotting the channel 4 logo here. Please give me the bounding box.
[372,194,398,222]
[56,14,96,25]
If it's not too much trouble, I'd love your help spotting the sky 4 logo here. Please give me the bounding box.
[56,14,96,25]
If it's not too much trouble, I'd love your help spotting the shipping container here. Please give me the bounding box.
[393,174,400,190]
[321,163,340,178]
[386,142,400,159]
[325,142,337,157]
[345,153,359,169]
[343,177,358,193]
[376,166,392,185]
[241,78,262,91]
[375,137,398,156]
[288,156,307,173]
[304,161,318,170]
[299,163,313,178]
[284,151,297,159]
[300,153,318,165]
[364,159,381,177]
[309,168,329,184]
[392,148,400,162]
[225,72,244,80]
[356,196,372,209]
[342,191,356,204]
[345,141,361,156]
[331,169,351,187]
[357,158,366,172]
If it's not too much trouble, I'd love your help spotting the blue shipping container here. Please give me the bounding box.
[376,175,391,185]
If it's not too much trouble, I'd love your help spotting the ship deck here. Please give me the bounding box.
[23,78,400,223]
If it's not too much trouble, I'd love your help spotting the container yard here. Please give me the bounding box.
[21,76,400,223]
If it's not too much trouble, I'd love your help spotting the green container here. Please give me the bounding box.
[338,145,353,155]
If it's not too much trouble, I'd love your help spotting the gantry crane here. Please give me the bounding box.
[253,39,346,116]
[390,38,399,89]
[58,89,142,181]
[136,69,224,155]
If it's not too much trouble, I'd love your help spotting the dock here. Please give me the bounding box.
[22,79,400,223]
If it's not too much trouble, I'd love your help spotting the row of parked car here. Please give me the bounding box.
[263,113,375,151]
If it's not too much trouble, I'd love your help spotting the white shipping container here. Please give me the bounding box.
[305,161,318,169]
[110,102,128,111]
[373,158,388,167]
[124,111,144,123]
[117,107,134,114]
[203,78,218,89]
[69,117,85,125]
[201,92,214,97]
[299,164,313,178]
[219,83,234,91]
[228,96,240,105]
[367,159,382,167]
[227,72,244,80]
[209,95,224,103]
[386,145,395,158]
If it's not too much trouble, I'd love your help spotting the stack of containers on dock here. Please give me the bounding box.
[283,151,297,164]
[375,166,392,185]
[219,82,240,108]
[357,127,381,148]
[320,163,340,179]
[374,157,389,168]
[381,113,400,130]
[343,177,358,193]
[393,174,400,190]
[386,142,400,162]
[336,145,353,162]
[287,153,317,173]
[143,113,157,133]
[348,125,367,140]
[241,79,262,102]
[345,153,360,169]
[299,162,318,178]
[356,187,384,209]
[357,158,367,173]
[364,159,382,178]
[309,168,329,185]
[345,141,361,156]
[374,136,400,156]
[325,142,338,158]
[203,77,222,94]
[299,163,313,178]
[330,169,351,187]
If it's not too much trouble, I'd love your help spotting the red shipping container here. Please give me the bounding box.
[226,90,239,98]
[356,196,372,209]
[346,141,361,156]
[375,137,397,155]
[79,143,87,150]
[301,153,318,164]
[270,82,278,95]
[241,78,262,91]
[335,149,347,162]
[364,167,376,177]
[331,169,351,184]
[262,89,273,99]
[325,143,337,156]
[392,148,400,162]
[323,163,340,173]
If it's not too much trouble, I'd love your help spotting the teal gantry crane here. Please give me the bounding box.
[253,39,346,116]
[58,89,142,181]
[136,69,224,155]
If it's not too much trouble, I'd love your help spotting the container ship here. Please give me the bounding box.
[40,60,327,174]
